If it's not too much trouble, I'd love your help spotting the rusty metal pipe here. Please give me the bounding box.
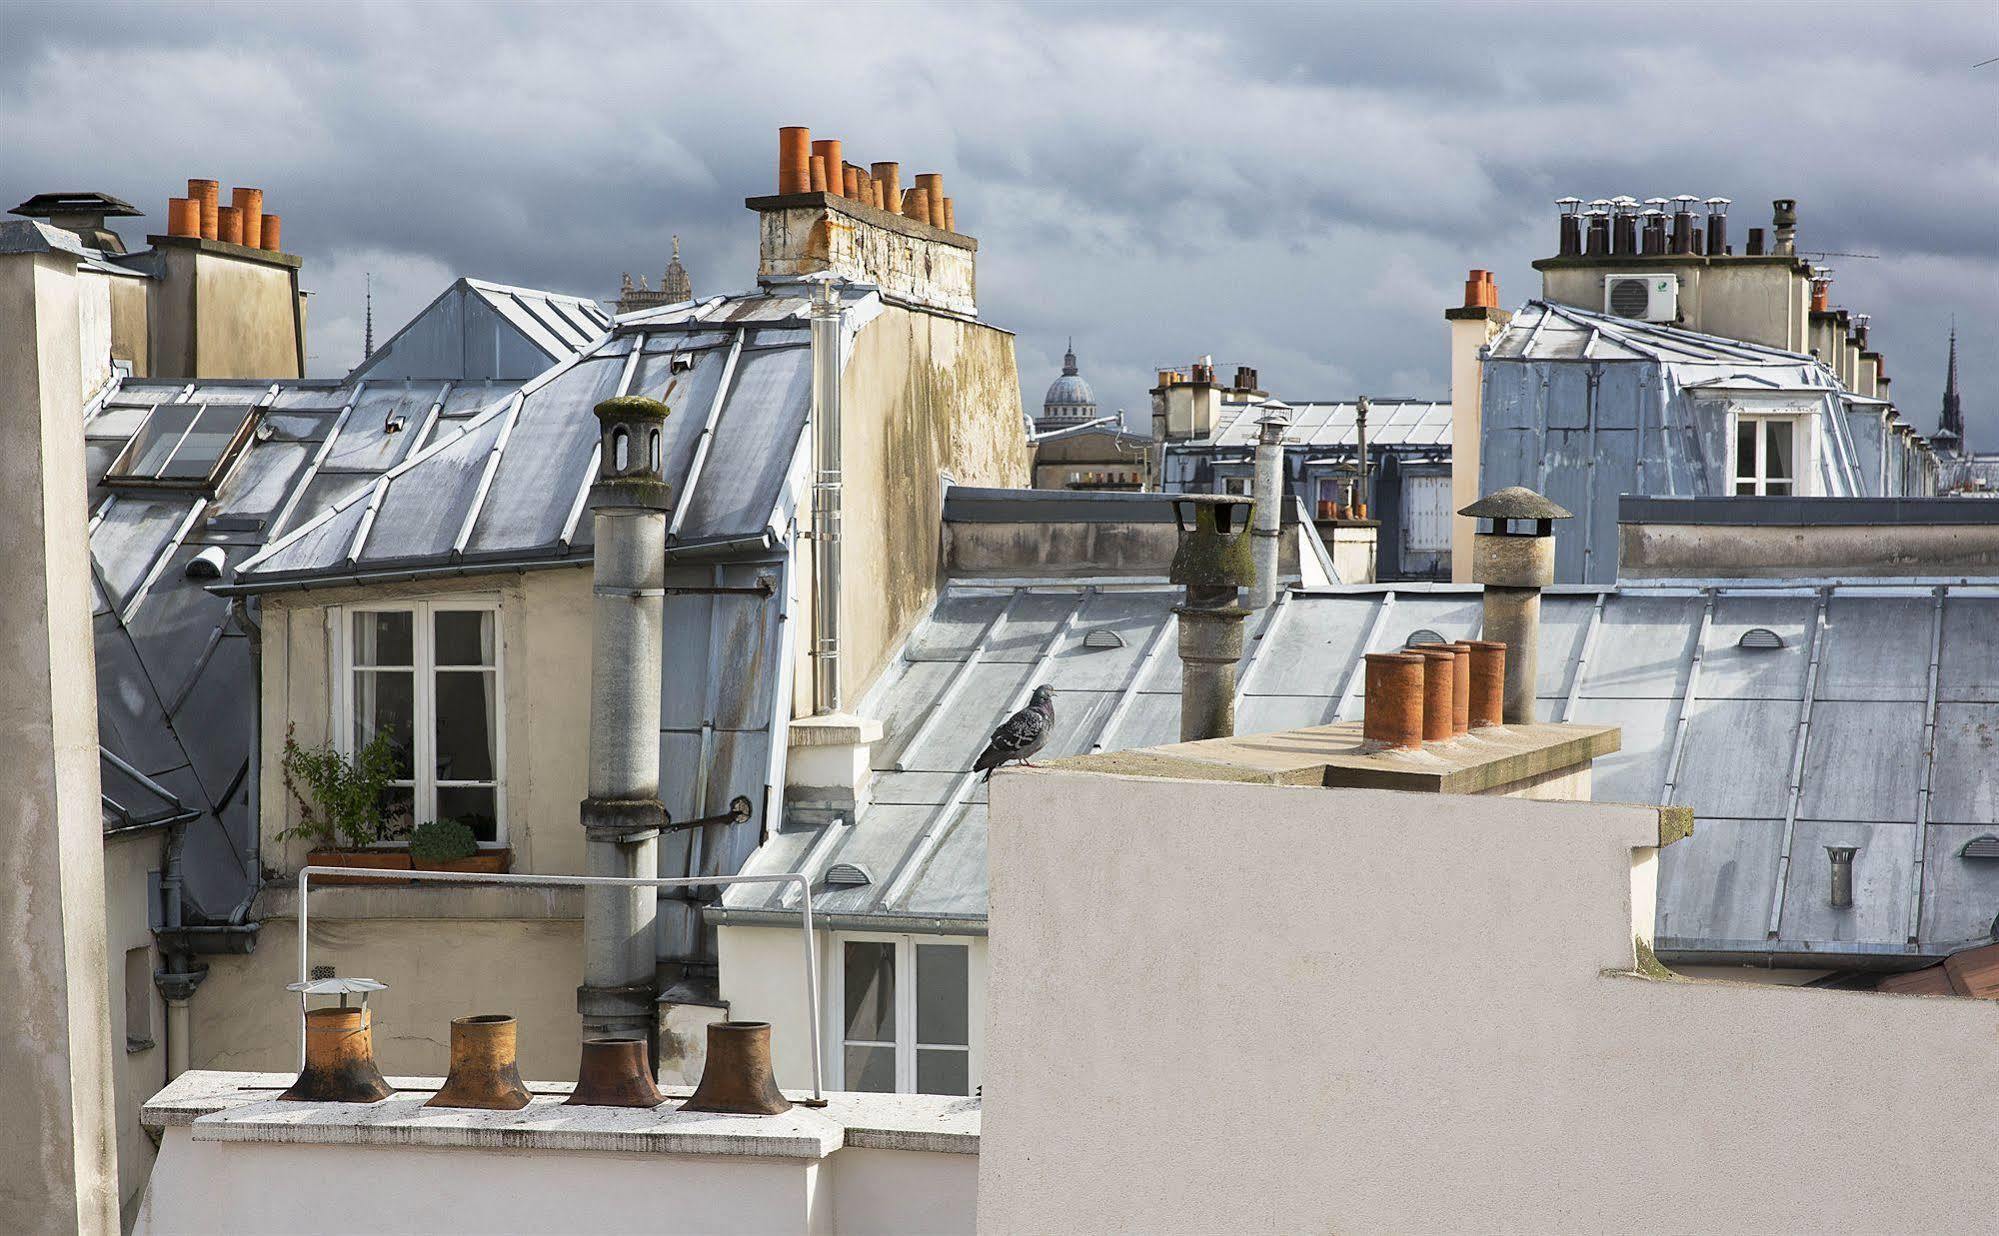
[566,1037,663,1108]
[1362,652,1424,749]
[1465,640,1508,729]
[427,1014,531,1110]
[680,1022,792,1116]
[280,1007,393,1104]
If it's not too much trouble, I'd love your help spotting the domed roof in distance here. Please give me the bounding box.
[1043,339,1096,412]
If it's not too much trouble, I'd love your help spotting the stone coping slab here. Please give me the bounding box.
[1047,721,1620,796]
[145,1071,979,1157]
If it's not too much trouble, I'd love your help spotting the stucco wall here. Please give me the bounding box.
[1540,260,1810,353]
[76,269,113,392]
[837,305,1028,703]
[103,830,167,1219]
[108,274,149,376]
[258,569,592,876]
[145,245,303,380]
[187,892,584,1082]
[981,769,1999,1234]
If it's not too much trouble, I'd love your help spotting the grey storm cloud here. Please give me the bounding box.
[2,0,1993,438]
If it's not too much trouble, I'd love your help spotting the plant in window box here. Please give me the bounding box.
[279,723,414,885]
[408,818,511,874]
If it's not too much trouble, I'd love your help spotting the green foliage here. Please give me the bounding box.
[409,817,478,863]
[278,723,408,850]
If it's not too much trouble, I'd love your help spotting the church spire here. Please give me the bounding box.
[1940,320,1964,448]
[1062,337,1078,376]
[363,271,374,357]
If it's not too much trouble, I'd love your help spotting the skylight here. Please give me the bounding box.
[104,402,260,490]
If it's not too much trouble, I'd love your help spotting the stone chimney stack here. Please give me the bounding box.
[1461,486,1571,724]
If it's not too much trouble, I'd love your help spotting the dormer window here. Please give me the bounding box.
[1731,412,1812,496]
[104,402,259,491]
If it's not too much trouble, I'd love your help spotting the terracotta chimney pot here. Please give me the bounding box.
[903,187,931,227]
[1413,648,1457,743]
[842,163,862,200]
[811,139,843,196]
[166,197,200,238]
[871,162,900,211]
[259,213,282,252]
[915,174,944,226]
[215,205,243,246]
[943,197,957,232]
[809,155,829,194]
[1362,652,1425,750]
[188,179,219,240]
[1464,640,1507,728]
[778,126,812,194]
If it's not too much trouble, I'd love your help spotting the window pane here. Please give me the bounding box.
[1765,480,1793,496]
[435,785,497,843]
[434,610,494,666]
[352,612,413,667]
[435,670,495,782]
[916,945,968,1046]
[120,404,200,476]
[351,669,415,779]
[843,942,895,1042]
[378,785,415,838]
[916,1048,969,1097]
[1765,420,1794,481]
[844,1045,896,1093]
[1735,419,1756,480]
[1735,481,1757,496]
[159,404,250,479]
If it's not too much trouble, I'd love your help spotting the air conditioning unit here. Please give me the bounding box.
[1604,273,1678,322]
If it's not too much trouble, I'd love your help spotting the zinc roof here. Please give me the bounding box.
[720,579,1999,966]
[1205,398,1452,450]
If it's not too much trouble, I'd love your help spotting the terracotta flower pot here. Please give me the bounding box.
[306,848,412,886]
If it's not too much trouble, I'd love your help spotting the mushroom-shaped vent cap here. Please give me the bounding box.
[1457,486,1573,522]
[287,977,387,997]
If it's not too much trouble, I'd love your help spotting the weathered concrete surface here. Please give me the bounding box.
[755,192,977,318]
[1621,520,1999,578]
[1538,254,1811,353]
[0,245,121,1234]
[104,829,169,1220]
[945,518,1302,580]
[135,238,304,380]
[982,769,1999,1234]
[835,303,1028,705]
[136,1070,978,1234]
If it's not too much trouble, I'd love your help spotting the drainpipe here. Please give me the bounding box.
[577,396,672,1047]
[1249,404,1289,610]
[1170,495,1256,741]
[1462,485,1571,724]
[809,279,844,713]
[226,595,263,924]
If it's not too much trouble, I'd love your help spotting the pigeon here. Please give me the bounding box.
[974,685,1056,782]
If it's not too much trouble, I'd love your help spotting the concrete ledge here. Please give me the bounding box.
[143,233,304,269]
[145,1071,981,1157]
[1043,721,1620,797]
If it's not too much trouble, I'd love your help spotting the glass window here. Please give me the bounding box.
[343,602,503,845]
[106,402,258,488]
[1734,415,1805,497]
[836,937,973,1096]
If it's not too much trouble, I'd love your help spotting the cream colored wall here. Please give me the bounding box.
[103,830,166,1221]
[981,769,1999,1234]
[108,275,149,377]
[187,889,584,1082]
[836,305,1028,705]
[717,924,988,1097]
[258,568,592,876]
[1540,261,1810,353]
[76,269,112,391]
[1447,312,1506,581]
[194,253,301,378]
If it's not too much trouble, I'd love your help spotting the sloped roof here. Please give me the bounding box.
[233,289,850,591]
[1204,398,1451,451]
[85,373,523,917]
[350,277,611,381]
[1491,300,1832,367]
[720,579,1999,967]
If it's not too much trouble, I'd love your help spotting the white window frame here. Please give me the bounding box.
[330,596,507,847]
[828,932,979,1096]
[1729,408,1817,497]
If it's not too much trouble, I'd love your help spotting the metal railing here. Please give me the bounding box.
[295,866,824,1102]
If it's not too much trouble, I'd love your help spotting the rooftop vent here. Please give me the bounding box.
[184,546,228,580]
[1082,628,1126,650]
[1737,628,1784,650]
[1961,835,1999,861]
[825,862,873,888]
[1406,629,1446,647]
[1827,845,1858,909]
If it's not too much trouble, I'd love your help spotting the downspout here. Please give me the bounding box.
[809,279,844,713]
[226,595,263,924]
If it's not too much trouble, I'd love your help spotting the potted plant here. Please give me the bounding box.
[409,818,511,874]
[279,723,412,885]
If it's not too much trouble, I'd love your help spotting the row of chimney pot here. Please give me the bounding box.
[166,179,284,251]
[777,126,958,233]
[1461,269,1499,309]
[1360,640,1507,750]
[283,996,792,1115]
[1557,195,1745,258]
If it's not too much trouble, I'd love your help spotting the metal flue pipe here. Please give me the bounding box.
[810,279,844,712]
[1249,403,1290,610]
[1170,495,1256,741]
[577,396,673,1046]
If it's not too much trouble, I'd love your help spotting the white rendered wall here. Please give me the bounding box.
[981,769,1999,1234]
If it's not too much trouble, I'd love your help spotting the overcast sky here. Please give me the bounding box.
[5,2,1994,438]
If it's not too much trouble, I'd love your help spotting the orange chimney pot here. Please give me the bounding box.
[188,179,219,240]
[810,139,843,197]
[259,213,282,252]
[215,205,243,246]
[231,187,263,250]
[778,126,812,194]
